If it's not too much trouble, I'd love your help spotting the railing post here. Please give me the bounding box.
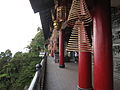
[36,64,42,71]
[28,53,47,90]
[36,64,42,90]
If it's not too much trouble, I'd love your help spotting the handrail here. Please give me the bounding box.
[28,71,39,90]
[28,53,47,90]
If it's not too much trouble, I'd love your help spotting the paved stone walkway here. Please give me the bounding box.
[44,56,78,90]
[44,56,120,90]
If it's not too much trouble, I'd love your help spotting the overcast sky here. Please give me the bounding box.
[0,0,42,54]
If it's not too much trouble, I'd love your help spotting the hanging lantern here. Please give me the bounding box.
[57,6,67,22]
[50,25,59,52]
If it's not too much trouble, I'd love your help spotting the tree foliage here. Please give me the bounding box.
[0,28,45,90]
[28,28,45,53]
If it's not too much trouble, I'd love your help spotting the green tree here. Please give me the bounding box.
[28,28,45,53]
[0,27,45,90]
[0,49,12,71]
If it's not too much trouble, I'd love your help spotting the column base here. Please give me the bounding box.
[77,86,93,90]
[59,64,65,68]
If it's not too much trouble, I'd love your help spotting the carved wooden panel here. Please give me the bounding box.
[111,7,120,73]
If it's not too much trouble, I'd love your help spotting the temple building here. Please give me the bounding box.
[29,0,120,90]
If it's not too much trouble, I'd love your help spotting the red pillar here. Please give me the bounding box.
[93,0,113,90]
[78,52,93,89]
[59,30,65,68]
[77,23,93,89]
[50,50,54,57]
